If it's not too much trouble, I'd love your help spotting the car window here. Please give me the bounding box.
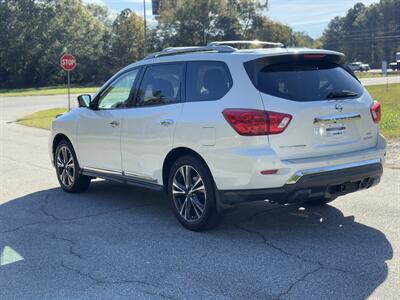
[186,61,232,101]
[136,63,184,106]
[245,60,363,102]
[98,69,139,109]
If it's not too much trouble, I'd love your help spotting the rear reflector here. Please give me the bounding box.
[260,169,279,175]
[222,109,292,136]
[370,101,381,123]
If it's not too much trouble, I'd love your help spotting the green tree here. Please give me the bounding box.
[86,3,112,27]
[109,9,145,72]
[0,0,55,87]
[45,0,109,84]
[322,0,400,66]
[156,0,228,46]
[155,0,269,47]
[154,0,314,50]
[0,0,315,89]
[0,0,110,88]
[250,17,296,45]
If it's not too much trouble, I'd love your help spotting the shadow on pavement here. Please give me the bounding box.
[0,180,393,299]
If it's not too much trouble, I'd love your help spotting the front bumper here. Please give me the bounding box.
[219,159,383,205]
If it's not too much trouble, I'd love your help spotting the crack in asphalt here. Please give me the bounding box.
[234,223,350,273]
[59,261,174,299]
[1,194,150,234]
[273,265,323,300]
[233,223,351,299]
[39,194,139,222]
[49,230,174,299]
[50,233,82,259]
[2,193,176,298]
[0,220,47,234]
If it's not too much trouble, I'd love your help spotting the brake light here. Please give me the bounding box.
[370,101,381,123]
[222,109,292,136]
[303,54,326,60]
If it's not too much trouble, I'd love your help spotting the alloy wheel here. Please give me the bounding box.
[56,145,75,187]
[172,165,206,222]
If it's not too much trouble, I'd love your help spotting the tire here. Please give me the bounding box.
[167,155,220,231]
[54,139,91,193]
[304,196,337,206]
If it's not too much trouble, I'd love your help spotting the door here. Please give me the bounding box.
[121,63,185,183]
[77,68,140,172]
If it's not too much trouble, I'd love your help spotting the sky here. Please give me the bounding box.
[84,0,379,38]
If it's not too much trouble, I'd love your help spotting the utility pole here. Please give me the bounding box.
[143,0,147,57]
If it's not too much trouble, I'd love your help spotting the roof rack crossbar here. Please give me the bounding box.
[207,40,285,48]
[144,40,284,59]
[145,45,235,59]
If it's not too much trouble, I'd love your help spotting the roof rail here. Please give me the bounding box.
[145,45,235,59]
[208,40,285,48]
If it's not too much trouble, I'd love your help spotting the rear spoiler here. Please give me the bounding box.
[245,52,346,67]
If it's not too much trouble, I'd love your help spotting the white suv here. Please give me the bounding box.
[50,41,386,231]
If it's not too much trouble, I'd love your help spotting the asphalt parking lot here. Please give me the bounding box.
[0,95,399,299]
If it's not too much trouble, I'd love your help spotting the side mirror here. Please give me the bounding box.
[77,94,91,108]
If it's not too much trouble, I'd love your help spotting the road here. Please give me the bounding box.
[360,76,400,86]
[0,95,399,299]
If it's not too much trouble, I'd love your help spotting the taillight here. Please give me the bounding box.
[268,111,293,134]
[370,101,381,123]
[222,109,292,136]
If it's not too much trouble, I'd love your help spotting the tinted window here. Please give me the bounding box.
[98,69,139,109]
[186,61,232,101]
[136,63,184,106]
[245,60,363,102]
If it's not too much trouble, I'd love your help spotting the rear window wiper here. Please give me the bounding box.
[326,90,358,99]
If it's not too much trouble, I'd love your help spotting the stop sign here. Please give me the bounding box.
[60,54,76,71]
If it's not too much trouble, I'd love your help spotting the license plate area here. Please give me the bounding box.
[325,123,347,139]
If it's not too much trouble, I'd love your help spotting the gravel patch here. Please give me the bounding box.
[385,138,400,169]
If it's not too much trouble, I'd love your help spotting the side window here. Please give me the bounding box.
[98,69,139,109]
[136,63,184,106]
[186,61,232,102]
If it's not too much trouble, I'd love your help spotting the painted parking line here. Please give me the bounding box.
[0,246,24,266]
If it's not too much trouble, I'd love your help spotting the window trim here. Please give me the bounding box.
[184,60,233,103]
[92,67,143,110]
[132,62,186,108]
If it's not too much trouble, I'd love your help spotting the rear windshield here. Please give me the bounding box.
[244,59,364,101]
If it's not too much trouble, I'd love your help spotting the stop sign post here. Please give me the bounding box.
[60,54,76,111]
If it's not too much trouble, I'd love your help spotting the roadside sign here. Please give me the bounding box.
[60,54,76,111]
[60,54,76,71]
[382,60,387,76]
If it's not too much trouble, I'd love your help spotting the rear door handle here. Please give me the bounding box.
[109,120,120,127]
[160,119,174,127]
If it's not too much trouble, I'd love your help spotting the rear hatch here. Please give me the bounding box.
[244,53,378,160]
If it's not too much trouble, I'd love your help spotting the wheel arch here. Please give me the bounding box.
[52,133,74,158]
[162,147,214,190]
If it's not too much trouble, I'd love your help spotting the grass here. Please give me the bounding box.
[366,84,400,138]
[15,84,400,138]
[17,108,67,130]
[0,86,98,97]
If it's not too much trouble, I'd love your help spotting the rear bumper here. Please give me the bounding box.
[219,160,383,205]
